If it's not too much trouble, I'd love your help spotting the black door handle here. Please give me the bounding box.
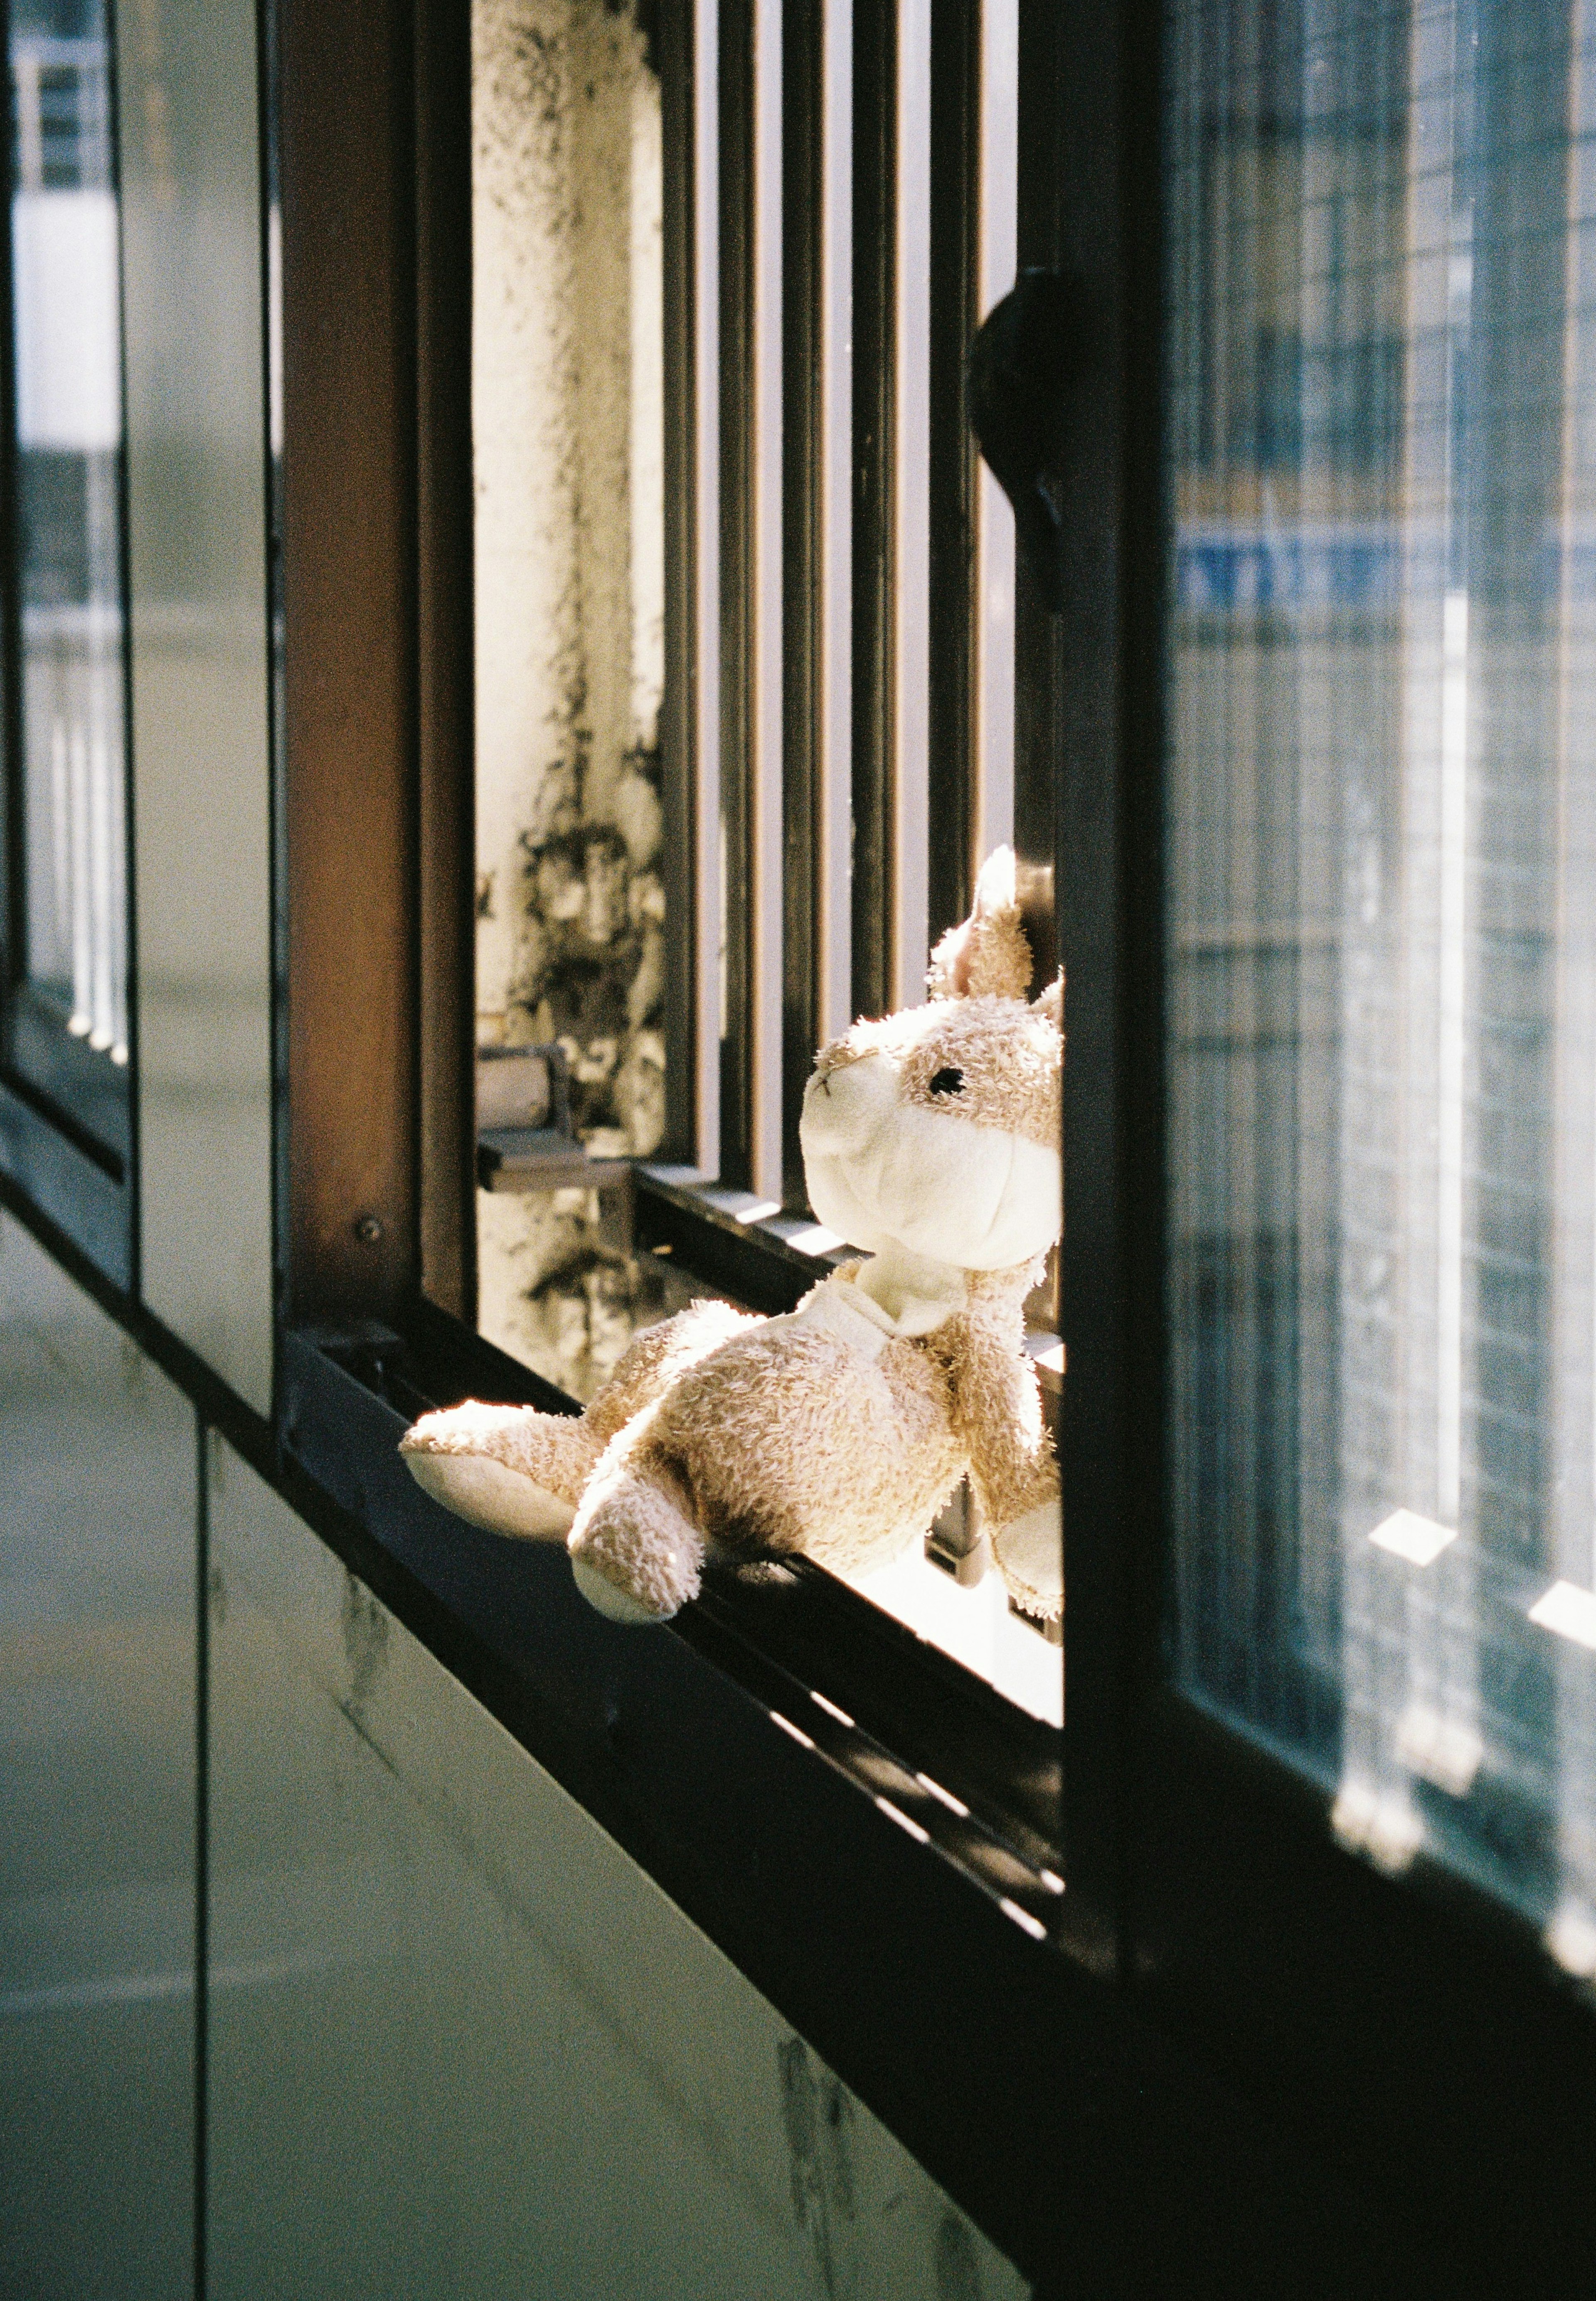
[966,268,1085,612]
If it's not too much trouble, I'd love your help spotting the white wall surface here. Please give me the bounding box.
[207,1434,1030,2301]
[116,0,274,1413]
[0,1212,196,2297]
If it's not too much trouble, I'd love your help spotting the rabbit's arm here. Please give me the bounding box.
[941,1290,1062,1623]
[941,1309,1057,1530]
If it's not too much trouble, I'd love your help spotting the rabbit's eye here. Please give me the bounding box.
[928,1066,965,1097]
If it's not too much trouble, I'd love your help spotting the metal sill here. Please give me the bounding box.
[278,1311,1072,2286]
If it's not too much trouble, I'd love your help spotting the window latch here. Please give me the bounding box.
[966,267,1086,613]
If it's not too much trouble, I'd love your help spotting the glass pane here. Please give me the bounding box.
[5,0,130,1123]
[470,0,667,1394]
[1169,0,1596,1951]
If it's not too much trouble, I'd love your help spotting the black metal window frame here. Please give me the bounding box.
[1047,7,1596,2295]
[0,0,1589,2281]
[0,0,1551,2282]
[266,0,1084,2271]
[0,1,137,1288]
[273,0,1070,1893]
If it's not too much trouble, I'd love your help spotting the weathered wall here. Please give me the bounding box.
[472,0,668,1385]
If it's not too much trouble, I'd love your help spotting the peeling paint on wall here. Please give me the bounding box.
[937,2207,985,2301]
[339,1572,389,1717]
[472,0,663,1067]
[471,0,667,1386]
[780,2034,862,2299]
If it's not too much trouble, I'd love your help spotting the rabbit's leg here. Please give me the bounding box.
[988,1492,1062,1624]
[568,1426,706,1624]
[400,1296,759,1544]
[568,1319,963,1624]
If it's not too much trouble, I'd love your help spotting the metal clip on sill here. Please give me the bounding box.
[474,1041,632,1197]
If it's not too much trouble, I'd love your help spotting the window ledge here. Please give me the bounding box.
[277,1315,1072,2283]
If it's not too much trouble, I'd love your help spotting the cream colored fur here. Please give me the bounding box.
[401,847,1064,1626]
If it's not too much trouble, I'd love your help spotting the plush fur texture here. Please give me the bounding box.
[401,846,1064,1625]
[925,845,1035,1004]
[813,993,1060,1151]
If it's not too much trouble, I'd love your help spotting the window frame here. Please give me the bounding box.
[269,0,1596,2279]
[0,0,137,1288]
[278,0,1070,1841]
[268,0,1086,2260]
[1044,0,1596,2282]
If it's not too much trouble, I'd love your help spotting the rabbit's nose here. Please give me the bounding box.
[800,1049,896,1152]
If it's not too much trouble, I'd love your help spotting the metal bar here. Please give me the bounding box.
[692,0,723,1175]
[849,0,894,1022]
[780,0,823,1206]
[716,0,755,1185]
[660,0,707,1171]
[893,0,932,1009]
[1036,0,1166,1978]
[818,0,854,1049]
[926,0,979,952]
[1010,0,1062,989]
[973,0,1018,866]
[414,0,475,1321]
[280,0,419,1319]
[751,0,786,1200]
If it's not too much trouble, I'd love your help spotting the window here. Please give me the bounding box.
[0,0,131,1195]
[1168,0,1596,1955]
[462,0,1064,1728]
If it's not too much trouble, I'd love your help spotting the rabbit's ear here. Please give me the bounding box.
[1030,969,1063,1030]
[926,845,1034,1002]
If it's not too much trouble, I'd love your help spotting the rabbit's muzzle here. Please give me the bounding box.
[800,1048,897,1155]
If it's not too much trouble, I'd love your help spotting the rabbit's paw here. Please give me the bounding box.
[990,1493,1062,1624]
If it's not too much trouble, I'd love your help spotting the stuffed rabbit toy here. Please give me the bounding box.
[401,847,1062,1625]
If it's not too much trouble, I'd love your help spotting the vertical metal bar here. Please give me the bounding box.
[781,0,822,1206]
[1040,0,1166,1977]
[926,0,978,953]
[693,0,723,1175]
[751,0,786,1200]
[973,0,1017,867]
[1010,0,1062,988]
[281,0,419,1320]
[818,0,854,1048]
[717,0,754,1185]
[660,0,707,1170]
[850,0,896,1022]
[894,0,931,1010]
[414,0,474,1320]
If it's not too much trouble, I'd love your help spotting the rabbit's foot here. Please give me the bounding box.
[400,1401,596,1540]
[990,1493,1062,1624]
[568,1458,704,1625]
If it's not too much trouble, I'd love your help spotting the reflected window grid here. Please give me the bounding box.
[8,7,129,1074]
[1170,0,1596,1943]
